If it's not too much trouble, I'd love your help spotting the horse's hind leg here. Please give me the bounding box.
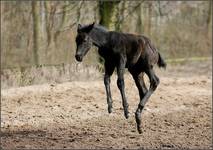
[131,72,148,100]
[104,62,115,113]
[129,69,148,133]
[135,67,159,133]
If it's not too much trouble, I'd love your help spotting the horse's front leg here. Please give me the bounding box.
[104,62,115,113]
[117,56,129,119]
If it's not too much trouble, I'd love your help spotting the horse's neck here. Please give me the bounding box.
[89,28,108,47]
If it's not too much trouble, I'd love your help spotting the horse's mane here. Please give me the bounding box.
[93,24,108,32]
[80,23,108,33]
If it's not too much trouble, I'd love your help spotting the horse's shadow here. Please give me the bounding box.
[1,129,47,138]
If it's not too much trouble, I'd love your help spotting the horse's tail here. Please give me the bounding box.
[157,52,167,69]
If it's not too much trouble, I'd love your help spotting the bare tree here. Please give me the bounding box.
[99,1,120,30]
[32,1,40,65]
[136,2,143,33]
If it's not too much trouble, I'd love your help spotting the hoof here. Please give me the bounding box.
[108,106,112,114]
[124,111,129,119]
[135,111,141,125]
[137,127,142,134]
[135,111,142,134]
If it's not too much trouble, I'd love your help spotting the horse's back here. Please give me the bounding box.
[107,31,159,68]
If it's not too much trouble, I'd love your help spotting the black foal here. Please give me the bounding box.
[75,22,166,133]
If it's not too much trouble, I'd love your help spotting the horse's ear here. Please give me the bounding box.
[77,24,82,32]
[85,22,95,33]
[91,22,95,28]
[91,22,95,26]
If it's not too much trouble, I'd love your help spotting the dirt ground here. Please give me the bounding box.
[1,60,212,149]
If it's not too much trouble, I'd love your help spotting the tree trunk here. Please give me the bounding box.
[32,1,39,65]
[115,1,125,31]
[54,2,69,44]
[206,0,212,36]
[147,1,152,37]
[99,1,120,30]
[44,2,57,64]
[136,2,143,33]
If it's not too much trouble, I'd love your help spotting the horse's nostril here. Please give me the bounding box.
[75,55,82,62]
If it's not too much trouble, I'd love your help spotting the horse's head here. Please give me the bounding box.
[75,22,95,62]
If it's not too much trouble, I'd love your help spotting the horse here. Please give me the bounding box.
[75,22,166,133]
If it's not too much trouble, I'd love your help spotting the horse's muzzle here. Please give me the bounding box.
[75,55,83,62]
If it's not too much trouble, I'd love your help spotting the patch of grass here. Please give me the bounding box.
[1,63,101,89]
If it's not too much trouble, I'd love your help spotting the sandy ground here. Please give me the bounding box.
[1,60,212,149]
